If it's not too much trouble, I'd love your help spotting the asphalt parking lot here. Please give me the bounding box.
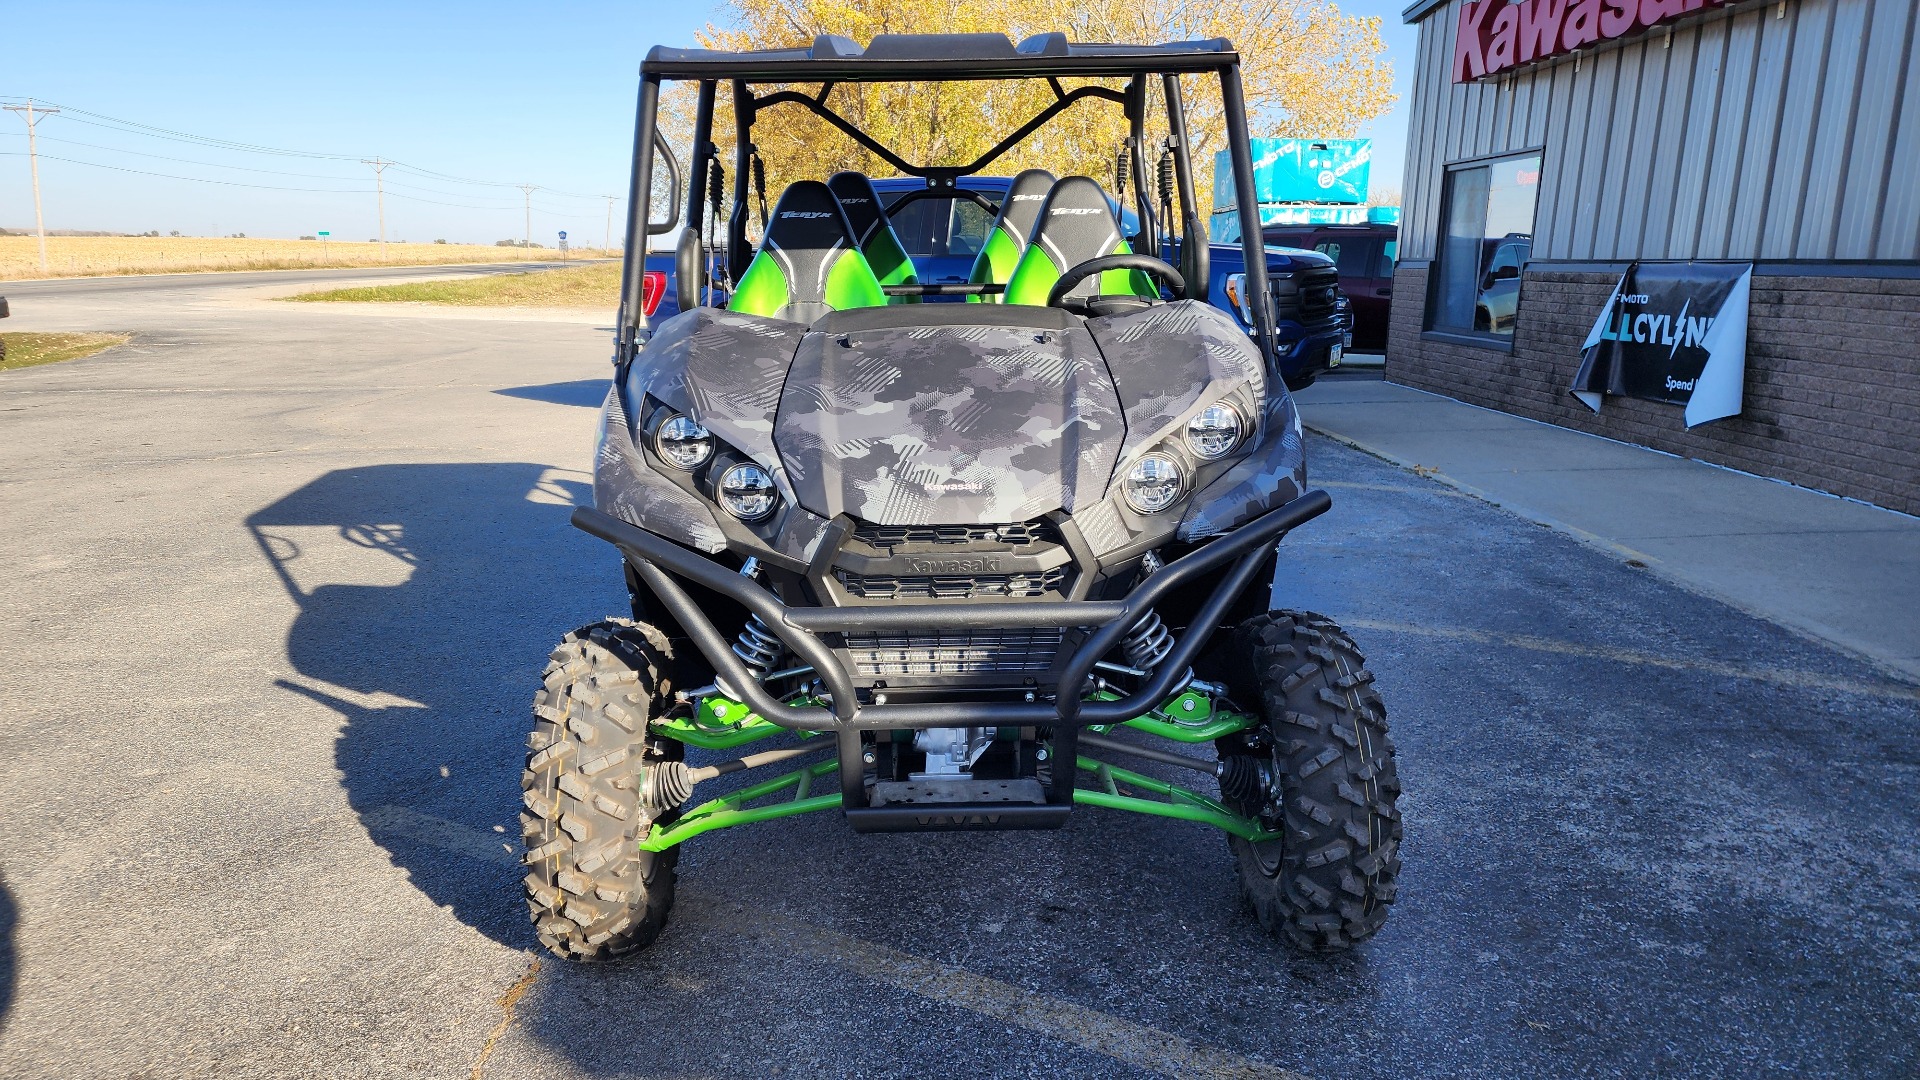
[1,270,1916,1078]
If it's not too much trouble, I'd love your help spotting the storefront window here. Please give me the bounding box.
[1429,153,1540,339]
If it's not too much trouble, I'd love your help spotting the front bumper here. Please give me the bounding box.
[575,488,1328,732]
[573,490,1328,820]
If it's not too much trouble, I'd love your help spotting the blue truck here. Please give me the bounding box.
[643,174,1351,390]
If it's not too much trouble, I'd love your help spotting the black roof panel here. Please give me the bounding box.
[641,33,1238,81]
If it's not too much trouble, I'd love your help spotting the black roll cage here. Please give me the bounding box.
[614,33,1277,368]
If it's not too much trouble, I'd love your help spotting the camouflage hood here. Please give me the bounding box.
[775,321,1124,524]
[617,301,1281,535]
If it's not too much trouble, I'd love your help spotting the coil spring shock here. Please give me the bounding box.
[1122,609,1175,672]
[731,613,784,677]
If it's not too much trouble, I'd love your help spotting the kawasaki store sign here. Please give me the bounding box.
[1453,0,1736,81]
[1570,263,1753,428]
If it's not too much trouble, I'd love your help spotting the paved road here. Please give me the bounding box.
[0,259,590,298]
[0,280,1915,1078]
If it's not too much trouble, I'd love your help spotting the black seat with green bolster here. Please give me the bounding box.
[826,171,918,304]
[1001,175,1158,308]
[966,167,1054,303]
[727,180,886,322]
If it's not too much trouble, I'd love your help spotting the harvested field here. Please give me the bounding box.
[0,234,614,281]
[283,262,621,309]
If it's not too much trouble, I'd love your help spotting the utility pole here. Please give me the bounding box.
[362,158,392,257]
[604,194,617,252]
[4,99,61,273]
[518,184,537,260]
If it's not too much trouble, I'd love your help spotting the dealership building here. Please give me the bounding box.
[1389,0,1918,515]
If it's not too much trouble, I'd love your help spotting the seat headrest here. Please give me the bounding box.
[992,168,1057,249]
[763,179,860,256]
[826,171,891,247]
[1026,175,1124,284]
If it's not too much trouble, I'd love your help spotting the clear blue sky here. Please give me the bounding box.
[1,1,1415,244]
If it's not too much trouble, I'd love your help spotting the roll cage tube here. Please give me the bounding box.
[616,41,1279,374]
[1162,74,1207,302]
[1220,66,1275,366]
[616,76,685,359]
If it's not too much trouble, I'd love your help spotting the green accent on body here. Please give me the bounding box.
[825,249,887,311]
[965,226,1023,303]
[864,227,921,304]
[726,251,789,317]
[1000,238,1159,308]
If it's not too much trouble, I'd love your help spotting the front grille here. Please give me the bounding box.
[852,520,1057,548]
[844,628,1065,678]
[835,565,1069,600]
[1273,268,1341,324]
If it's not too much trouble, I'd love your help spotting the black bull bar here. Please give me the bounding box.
[571,488,1331,736]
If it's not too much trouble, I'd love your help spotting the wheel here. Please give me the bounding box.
[1216,610,1401,950]
[522,618,682,961]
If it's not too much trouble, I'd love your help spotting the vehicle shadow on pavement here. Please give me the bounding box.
[0,872,15,1031]
[247,463,613,953]
[493,380,609,409]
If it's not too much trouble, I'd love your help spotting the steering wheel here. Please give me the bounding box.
[1046,253,1186,308]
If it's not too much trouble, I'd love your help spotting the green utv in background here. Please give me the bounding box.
[523,31,1402,961]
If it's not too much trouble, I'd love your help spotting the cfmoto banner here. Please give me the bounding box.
[1571,261,1752,427]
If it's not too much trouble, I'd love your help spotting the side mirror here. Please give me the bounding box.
[1491,263,1520,282]
[675,227,703,313]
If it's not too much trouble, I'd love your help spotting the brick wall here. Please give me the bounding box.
[1384,265,1920,516]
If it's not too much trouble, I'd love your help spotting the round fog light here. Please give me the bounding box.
[1122,453,1184,514]
[718,463,777,521]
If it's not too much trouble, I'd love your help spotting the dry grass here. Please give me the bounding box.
[0,235,615,281]
[0,331,130,372]
[283,262,622,309]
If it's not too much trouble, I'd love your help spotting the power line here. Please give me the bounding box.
[3,97,630,241]
[0,152,368,192]
[1,131,580,208]
[0,131,368,181]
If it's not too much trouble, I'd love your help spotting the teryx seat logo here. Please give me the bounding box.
[1455,0,1730,82]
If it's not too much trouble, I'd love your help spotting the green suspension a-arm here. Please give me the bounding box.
[635,686,1269,851]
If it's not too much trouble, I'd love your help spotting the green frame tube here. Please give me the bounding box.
[635,687,1269,851]
[639,758,841,851]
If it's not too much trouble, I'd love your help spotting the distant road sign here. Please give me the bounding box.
[558,230,567,240]
[318,230,330,236]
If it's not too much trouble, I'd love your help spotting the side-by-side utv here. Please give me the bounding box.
[523,32,1402,961]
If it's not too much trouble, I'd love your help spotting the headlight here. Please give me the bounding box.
[1185,403,1243,460]
[653,413,714,470]
[717,463,777,521]
[1122,453,1184,514]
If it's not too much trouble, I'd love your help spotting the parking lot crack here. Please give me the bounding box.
[469,955,541,1080]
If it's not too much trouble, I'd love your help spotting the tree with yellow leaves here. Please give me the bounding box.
[665,0,1394,217]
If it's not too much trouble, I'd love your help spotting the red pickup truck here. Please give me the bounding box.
[1261,222,1396,352]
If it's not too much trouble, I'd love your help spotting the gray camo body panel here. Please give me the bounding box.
[776,321,1122,524]
[598,300,1306,562]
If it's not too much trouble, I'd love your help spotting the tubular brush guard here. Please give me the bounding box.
[570,488,1331,825]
